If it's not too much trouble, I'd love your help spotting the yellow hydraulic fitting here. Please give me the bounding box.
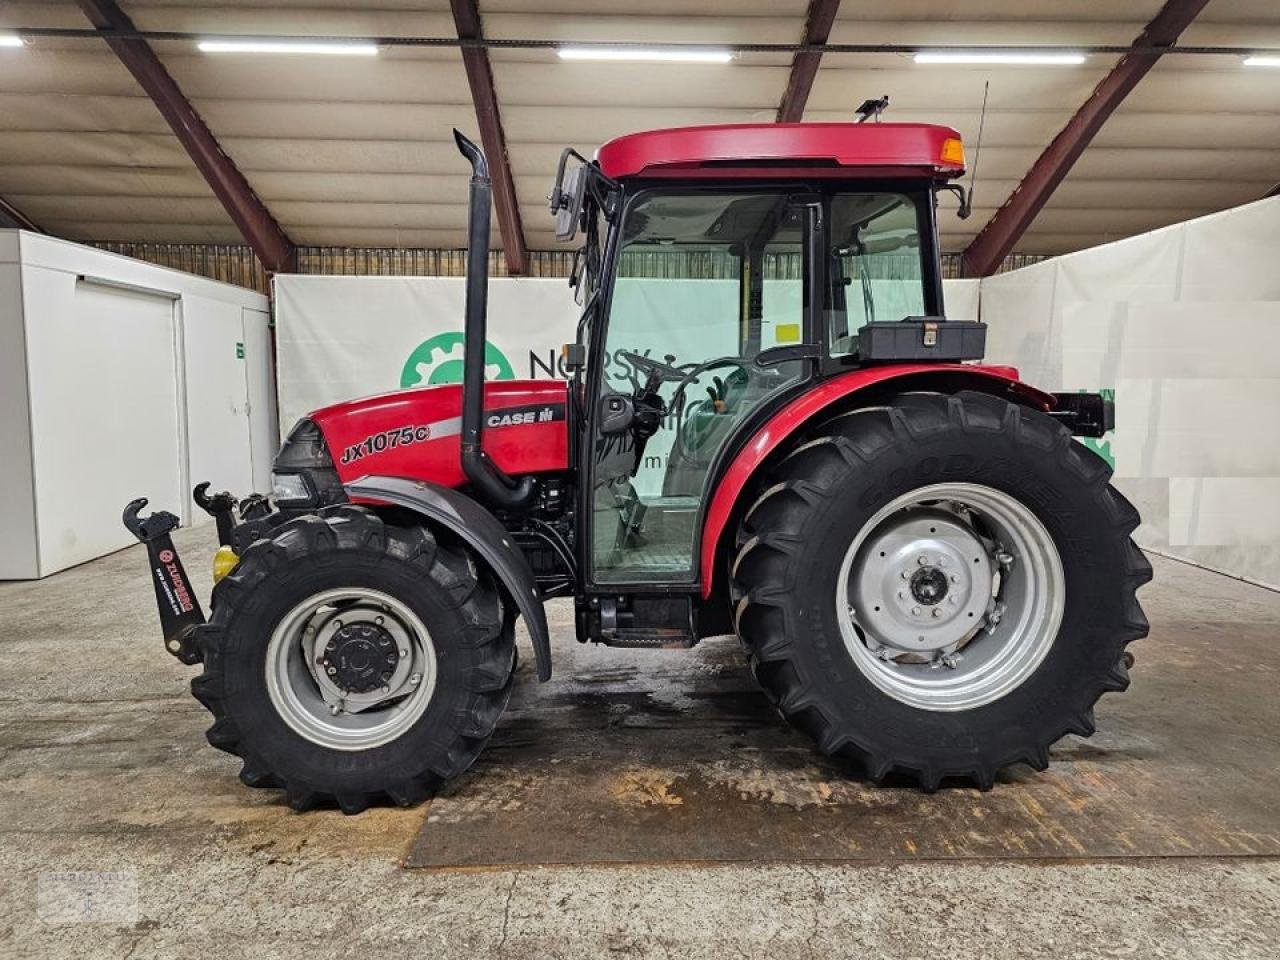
[212,545,240,584]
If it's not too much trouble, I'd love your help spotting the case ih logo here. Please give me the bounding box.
[158,549,174,563]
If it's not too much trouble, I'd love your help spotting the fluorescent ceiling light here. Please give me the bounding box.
[0,35,25,48]
[197,39,378,56]
[1243,56,1280,67]
[557,46,734,64]
[914,52,1086,65]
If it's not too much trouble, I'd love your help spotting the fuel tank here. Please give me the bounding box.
[309,380,570,488]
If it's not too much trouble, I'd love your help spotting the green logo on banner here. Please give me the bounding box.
[399,332,515,388]
[1076,388,1116,469]
[235,341,244,359]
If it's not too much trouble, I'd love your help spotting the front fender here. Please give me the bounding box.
[345,475,552,681]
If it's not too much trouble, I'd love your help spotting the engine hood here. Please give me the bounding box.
[308,379,570,489]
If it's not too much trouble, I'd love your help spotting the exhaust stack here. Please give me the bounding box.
[453,129,538,511]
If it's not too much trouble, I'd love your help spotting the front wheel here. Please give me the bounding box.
[191,506,516,813]
[731,391,1151,790]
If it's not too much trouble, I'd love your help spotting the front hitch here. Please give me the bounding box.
[123,498,206,665]
[193,481,238,546]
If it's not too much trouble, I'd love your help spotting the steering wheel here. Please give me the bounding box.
[669,356,749,410]
[618,350,684,385]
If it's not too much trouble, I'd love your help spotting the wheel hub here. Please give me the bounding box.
[909,566,949,605]
[322,622,399,694]
[849,509,993,659]
[835,483,1066,712]
[265,588,438,751]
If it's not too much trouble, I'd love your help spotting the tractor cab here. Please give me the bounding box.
[549,123,982,637]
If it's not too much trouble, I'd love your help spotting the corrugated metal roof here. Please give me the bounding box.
[0,0,1276,256]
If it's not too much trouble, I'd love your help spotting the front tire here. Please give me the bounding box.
[191,506,515,814]
[731,391,1151,790]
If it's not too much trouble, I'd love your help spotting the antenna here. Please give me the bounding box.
[963,81,990,218]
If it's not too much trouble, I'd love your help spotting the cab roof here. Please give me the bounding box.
[596,123,965,182]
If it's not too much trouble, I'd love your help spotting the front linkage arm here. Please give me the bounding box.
[122,498,206,665]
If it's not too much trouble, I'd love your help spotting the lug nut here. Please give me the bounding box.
[375,616,385,625]
[409,673,421,685]
[917,555,929,566]
[901,570,910,580]
[932,609,942,618]
[938,556,948,568]
[950,574,959,583]
[381,685,391,693]
[911,606,922,616]
[325,665,337,676]
[399,648,408,657]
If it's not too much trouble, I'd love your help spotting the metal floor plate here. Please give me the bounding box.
[407,591,1280,868]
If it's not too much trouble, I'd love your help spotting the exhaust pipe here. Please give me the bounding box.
[453,129,538,511]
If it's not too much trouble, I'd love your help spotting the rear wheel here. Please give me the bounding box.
[731,391,1151,790]
[191,506,515,813]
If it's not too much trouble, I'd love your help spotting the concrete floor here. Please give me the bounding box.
[1,523,1278,958]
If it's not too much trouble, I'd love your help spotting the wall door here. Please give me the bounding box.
[182,295,254,518]
[24,271,183,573]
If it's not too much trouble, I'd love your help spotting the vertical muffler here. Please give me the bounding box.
[452,129,537,511]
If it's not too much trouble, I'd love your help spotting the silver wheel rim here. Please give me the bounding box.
[835,482,1065,712]
[265,588,438,751]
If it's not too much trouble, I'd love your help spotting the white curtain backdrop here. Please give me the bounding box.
[981,196,1280,589]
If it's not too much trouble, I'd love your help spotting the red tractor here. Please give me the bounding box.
[125,121,1149,813]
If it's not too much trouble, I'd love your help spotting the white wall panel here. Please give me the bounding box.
[242,308,277,493]
[0,230,270,578]
[1113,378,1280,480]
[1062,303,1280,384]
[1169,478,1280,549]
[978,196,1280,588]
[0,259,38,578]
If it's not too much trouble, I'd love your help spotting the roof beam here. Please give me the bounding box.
[450,0,528,275]
[0,196,42,232]
[777,0,842,123]
[75,0,295,273]
[961,0,1211,277]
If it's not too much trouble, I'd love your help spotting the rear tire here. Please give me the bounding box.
[731,391,1151,790]
[191,505,515,814]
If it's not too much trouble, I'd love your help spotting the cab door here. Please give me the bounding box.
[587,190,815,585]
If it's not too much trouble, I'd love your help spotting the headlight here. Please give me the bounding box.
[271,471,313,504]
[270,418,346,509]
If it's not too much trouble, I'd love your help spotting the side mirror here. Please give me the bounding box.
[598,394,634,434]
[549,148,588,242]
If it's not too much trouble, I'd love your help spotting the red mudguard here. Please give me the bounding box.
[698,364,1053,597]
